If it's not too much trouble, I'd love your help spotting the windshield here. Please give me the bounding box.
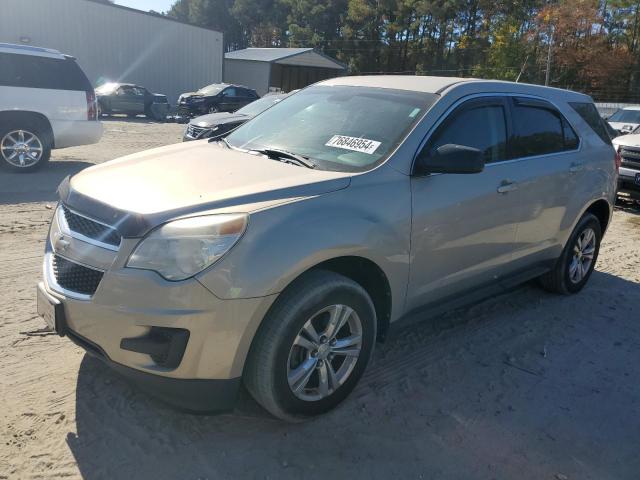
[197,84,225,96]
[95,82,118,94]
[225,85,437,172]
[236,96,286,116]
[608,109,640,123]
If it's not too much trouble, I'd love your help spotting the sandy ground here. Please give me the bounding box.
[1,119,640,479]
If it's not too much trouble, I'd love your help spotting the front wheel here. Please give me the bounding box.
[244,270,376,421]
[208,105,219,114]
[539,213,602,294]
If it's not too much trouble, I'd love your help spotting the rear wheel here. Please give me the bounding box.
[0,125,51,172]
[539,213,601,294]
[208,105,219,114]
[244,270,376,421]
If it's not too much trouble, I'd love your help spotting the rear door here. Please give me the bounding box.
[237,88,257,109]
[503,97,582,269]
[130,87,147,114]
[407,96,521,310]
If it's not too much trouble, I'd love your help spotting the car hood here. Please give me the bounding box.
[179,92,199,100]
[612,133,640,147]
[61,141,351,237]
[609,121,639,133]
[191,112,250,128]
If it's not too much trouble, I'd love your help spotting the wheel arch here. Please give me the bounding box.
[0,110,54,148]
[584,198,612,234]
[263,255,393,343]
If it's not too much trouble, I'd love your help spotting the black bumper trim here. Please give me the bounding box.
[66,328,240,413]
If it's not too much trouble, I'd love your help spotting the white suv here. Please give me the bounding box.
[0,43,102,172]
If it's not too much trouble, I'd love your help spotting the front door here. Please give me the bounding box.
[219,87,239,112]
[407,96,521,311]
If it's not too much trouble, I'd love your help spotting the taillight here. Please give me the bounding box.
[86,90,97,121]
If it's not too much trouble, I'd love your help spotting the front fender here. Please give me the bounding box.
[197,165,412,322]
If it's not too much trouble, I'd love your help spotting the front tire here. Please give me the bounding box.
[0,125,51,172]
[539,213,601,294]
[244,270,376,421]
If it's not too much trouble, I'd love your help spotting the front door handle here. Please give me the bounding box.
[569,162,584,173]
[497,180,518,194]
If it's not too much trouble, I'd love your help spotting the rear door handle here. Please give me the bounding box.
[569,162,584,173]
[497,180,518,194]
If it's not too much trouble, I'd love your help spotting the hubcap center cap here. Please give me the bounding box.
[317,343,331,359]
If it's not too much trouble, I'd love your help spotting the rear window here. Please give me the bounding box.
[569,102,613,145]
[510,98,579,158]
[0,52,92,91]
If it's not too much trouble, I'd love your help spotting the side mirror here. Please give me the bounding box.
[417,144,485,175]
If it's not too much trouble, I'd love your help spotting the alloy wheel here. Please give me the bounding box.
[1,129,43,168]
[287,304,363,401]
[569,227,596,284]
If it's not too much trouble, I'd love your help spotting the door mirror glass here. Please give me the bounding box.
[417,144,485,174]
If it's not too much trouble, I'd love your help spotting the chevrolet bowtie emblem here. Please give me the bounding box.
[54,233,70,252]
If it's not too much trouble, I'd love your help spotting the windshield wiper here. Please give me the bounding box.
[250,148,316,169]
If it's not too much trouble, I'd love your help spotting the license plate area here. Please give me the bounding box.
[37,282,66,336]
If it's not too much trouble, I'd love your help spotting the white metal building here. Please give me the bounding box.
[224,48,346,96]
[0,0,224,103]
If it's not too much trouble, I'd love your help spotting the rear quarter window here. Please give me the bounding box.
[0,52,92,91]
[569,102,613,145]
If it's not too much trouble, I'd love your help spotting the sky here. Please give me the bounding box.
[114,0,175,13]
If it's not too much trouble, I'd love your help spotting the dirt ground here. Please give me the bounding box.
[1,119,639,480]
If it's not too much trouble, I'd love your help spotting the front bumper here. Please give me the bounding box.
[617,166,640,200]
[177,103,206,116]
[39,205,277,411]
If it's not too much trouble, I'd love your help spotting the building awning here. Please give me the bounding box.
[225,48,345,70]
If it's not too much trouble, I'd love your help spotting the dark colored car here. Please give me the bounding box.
[96,83,169,121]
[183,92,291,141]
[177,83,259,117]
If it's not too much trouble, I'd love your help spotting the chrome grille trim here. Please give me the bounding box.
[57,205,121,251]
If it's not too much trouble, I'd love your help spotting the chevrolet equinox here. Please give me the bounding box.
[37,76,617,421]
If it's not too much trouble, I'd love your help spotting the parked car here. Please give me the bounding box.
[177,83,259,117]
[95,83,169,121]
[612,129,640,201]
[606,106,640,135]
[183,92,292,141]
[0,43,102,172]
[38,76,616,421]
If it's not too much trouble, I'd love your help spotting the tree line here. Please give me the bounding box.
[165,0,640,102]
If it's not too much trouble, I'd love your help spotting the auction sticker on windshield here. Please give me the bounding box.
[326,135,381,154]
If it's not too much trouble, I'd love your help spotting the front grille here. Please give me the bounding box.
[620,179,640,193]
[186,124,211,139]
[62,205,120,247]
[52,255,104,296]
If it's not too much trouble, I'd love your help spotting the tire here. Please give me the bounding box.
[244,270,377,421]
[126,113,138,119]
[539,213,601,294]
[0,123,51,173]
[208,105,219,114]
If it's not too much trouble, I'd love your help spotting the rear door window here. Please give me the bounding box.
[510,98,579,158]
[0,52,91,91]
[426,98,508,164]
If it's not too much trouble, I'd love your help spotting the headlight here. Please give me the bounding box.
[126,214,247,281]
